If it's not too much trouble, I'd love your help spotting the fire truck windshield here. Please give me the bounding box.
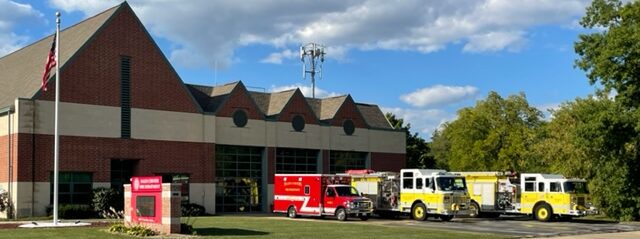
[334,186,360,197]
[563,181,589,194]
[436,177,467,191]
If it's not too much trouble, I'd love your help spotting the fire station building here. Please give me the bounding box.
[0,3,405,218]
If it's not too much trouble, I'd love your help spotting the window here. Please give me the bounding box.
[426,178,433,189]
[416,178,423,189]
[329,151,367,174]
[215,145,263,213]
[50,172,93,205]
[343,119,355,135]
[233,110,248,127]
[276,148,318,174]
[524,182,535,192]
[538,182,545,192]
[326,188,335,197]
[304,185,310,195]
[403,172,413,189]
[161,174,190,204]
[136,196,155,217]
[550,182,561,192]
[292,115,305,132]
[120,56,131,139]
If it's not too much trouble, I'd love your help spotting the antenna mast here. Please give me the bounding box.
[300,43,326,98]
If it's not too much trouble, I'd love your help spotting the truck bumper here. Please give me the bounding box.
[567,207,598,216]
[346,208,373,215]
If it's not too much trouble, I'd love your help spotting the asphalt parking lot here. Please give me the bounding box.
[361,215,640,238]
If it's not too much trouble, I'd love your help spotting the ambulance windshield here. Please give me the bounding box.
[436,177,467,191]
[334,186,361,197]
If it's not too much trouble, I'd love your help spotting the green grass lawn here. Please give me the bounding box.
[0,216,503,239]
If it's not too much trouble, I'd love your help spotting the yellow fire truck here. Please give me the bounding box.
[458,172,598,222]
[347,169,470,221]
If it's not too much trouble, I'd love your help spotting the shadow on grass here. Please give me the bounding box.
[196,227,269,236]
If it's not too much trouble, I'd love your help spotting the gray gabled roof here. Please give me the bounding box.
[357,103,392,129]
[0,4,121,108]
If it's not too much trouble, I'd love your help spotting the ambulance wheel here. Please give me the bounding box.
[469,201,480,218]
[534,204,553,222]
[336,208,348,221]
[412,203,427,221]
[440,215,454,222]
[359,215,369,221]
[287,206,298,218]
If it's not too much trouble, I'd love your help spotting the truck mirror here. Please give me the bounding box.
[360,192,364,197]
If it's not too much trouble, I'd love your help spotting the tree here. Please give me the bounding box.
[575,0,640,108]
[431,92,545,172]
[536,95,640,221]
[385,113,435,169]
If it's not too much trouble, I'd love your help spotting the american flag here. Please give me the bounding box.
[41,34,57,91]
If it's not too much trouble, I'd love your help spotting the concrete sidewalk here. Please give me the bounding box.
[536,231,640,239]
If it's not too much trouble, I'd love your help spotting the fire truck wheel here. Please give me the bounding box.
[534,203,553,222]
[440,215,454,222]
[359,215,369,221]
[336,208,348,221]
[287,206,298,218]
[469,201,480,218]
[412,203,427,221]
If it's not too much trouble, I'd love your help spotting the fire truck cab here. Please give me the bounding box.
[273,174,373,221]
[349,169,471,221]
[459,172,598,222]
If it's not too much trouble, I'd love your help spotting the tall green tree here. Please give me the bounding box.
[575,0,640,108]
[385,113,435,169]
[431,92,545,172]
[536,95,640,221]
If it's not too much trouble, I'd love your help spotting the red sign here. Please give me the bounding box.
[131,176,162,193]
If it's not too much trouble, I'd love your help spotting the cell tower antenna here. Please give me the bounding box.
[300,43,326,98]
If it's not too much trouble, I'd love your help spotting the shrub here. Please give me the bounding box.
[92,187,123,218]
[180,223,196,235]
[126,225,157,237]
[181,203,206,216]
[109,223,157,237]
[0,189,9,212]
[47,204,96,219]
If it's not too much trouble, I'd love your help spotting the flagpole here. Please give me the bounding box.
[53,11,60,226]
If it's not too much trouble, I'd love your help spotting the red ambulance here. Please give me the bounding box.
[273,174,373,221]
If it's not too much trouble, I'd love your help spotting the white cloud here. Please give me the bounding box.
[261,49,297,64]
[400,85,478,107]
[270,83,340,98]
[48,0,591,68]
[0,0,43,56]
[382,107,455,138]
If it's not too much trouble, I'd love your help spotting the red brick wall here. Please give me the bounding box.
[0,134,19,183]
[215,85,263,120]
[277,91,319,124]
[38,6,199,113]
[331,96,368,128]
[370,152,406,173]
[15,133,214,183]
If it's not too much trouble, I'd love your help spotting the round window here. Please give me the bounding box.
[232,110,248,127]
[343,119,355,135]
[292,115,305,132]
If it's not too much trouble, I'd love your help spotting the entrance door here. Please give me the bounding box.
[111,159,137,191]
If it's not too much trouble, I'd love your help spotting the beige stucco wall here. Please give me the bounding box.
[16,99,121,138]
[131,108,204,142]
[326,126,370,151]
[1,182,50,218]
[369,130,406,154]
[189,183,216,215]
[269,122,323,149]
[203,115,216,143]
[215,118,267,147]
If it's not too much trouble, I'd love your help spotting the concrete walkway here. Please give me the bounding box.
[536,231,640,239]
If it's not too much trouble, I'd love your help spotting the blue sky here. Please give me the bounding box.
[0,0,602,138]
